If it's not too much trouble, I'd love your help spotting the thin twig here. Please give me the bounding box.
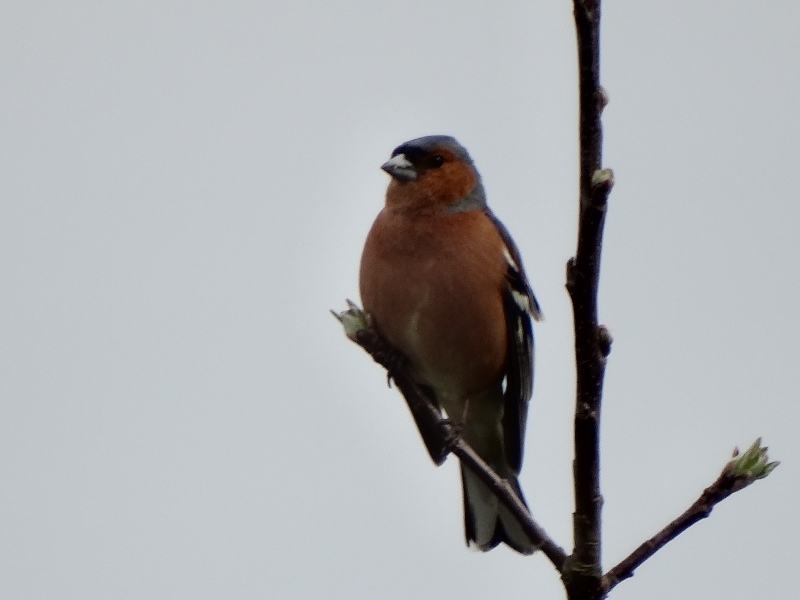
[564,0,612,598]
[601,442,778,593]
[340,319,568,571]
[602,460,771,592]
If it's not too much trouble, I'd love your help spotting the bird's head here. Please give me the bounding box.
[381,135,487,214]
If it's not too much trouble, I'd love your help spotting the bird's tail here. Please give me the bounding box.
[460,462,536,555]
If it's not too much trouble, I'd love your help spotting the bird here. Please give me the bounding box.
[359,135,542,554]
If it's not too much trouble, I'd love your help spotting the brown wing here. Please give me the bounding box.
[485,209,541,474]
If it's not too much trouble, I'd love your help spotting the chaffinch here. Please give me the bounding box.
[359,135,542,554]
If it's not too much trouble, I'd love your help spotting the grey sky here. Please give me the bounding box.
[1,2,797,599]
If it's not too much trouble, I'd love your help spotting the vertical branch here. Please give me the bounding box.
[564,1,613,599]
[574,1,604,207]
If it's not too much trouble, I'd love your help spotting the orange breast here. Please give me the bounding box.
[359,209,507,399]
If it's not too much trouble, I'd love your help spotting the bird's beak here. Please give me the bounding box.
[381,153,417,181]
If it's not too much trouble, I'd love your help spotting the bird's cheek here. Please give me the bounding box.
[428,166,476,208]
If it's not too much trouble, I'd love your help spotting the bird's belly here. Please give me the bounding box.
[389,269,506,402]
[359,208,508,403]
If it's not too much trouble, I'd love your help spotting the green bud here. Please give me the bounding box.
[727,438,779,480]
[331,300,369,338]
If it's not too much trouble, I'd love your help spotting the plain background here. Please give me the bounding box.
[1,1,797,598]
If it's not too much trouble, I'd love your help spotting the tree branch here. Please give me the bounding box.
[332,303,568,572]
[602,440,779,593]
[563,1,612,598]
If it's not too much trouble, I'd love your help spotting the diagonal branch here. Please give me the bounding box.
[333,304,568,571]
[601,440,779,593]
[564,0,613,598]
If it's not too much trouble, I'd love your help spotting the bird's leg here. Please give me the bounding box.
[436,397,469,452]
[382,346,407,388]
[461,396,471,424]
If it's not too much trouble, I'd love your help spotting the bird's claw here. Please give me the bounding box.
[439,417,463,452]
[383,347,407,388]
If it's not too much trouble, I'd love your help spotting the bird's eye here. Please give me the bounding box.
[429,155,444,168]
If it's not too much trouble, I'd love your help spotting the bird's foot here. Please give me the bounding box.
[383,346,407,388]
[438,401,467,452]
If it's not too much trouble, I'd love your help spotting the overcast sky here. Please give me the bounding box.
[1,2,797,599]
